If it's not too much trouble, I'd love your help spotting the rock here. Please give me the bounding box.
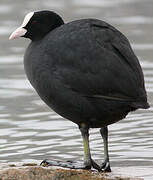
[0,163,143,180]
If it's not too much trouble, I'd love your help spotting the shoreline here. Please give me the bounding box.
[0,163,143,180]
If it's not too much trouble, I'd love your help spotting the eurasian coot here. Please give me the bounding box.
[9,10,149,172]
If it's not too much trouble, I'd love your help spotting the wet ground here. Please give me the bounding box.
[0,0,153,179]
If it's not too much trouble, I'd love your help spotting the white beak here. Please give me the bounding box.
[9,27,27,40]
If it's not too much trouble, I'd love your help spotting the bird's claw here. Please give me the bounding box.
[101,161,111,172]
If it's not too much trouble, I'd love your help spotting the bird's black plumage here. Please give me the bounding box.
[11,10,149,171]
[24,17,148,127]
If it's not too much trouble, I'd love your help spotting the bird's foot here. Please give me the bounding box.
[40,159,102,172]
[90,159,102,172]
[40,159,90,170]
[101,160,111,172]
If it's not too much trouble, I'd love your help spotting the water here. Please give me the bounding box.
[0,0,153,179]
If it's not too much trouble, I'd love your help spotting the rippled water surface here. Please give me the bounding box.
[0,0,153,179]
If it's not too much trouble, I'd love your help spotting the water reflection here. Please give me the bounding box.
[0,0,153,179]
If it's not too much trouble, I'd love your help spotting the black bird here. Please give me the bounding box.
[9,10,149,172]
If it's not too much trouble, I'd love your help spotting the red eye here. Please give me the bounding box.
[32,21,37,25]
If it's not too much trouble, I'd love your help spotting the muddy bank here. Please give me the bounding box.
[0,163,143,180]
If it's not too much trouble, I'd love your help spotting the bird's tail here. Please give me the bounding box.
[131,101,150,109]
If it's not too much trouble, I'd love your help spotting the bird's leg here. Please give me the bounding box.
[100,126,111,172]
[80,124,101,171]
[40,124,101,171]
[79,126,91,169]
[40,123,101,171]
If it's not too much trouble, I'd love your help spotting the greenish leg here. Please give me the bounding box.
[80,126,91,169]
[40,124,101,171]
[100,126,111,172]
[80,125,102,171]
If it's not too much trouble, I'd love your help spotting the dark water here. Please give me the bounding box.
[0,0,153,179]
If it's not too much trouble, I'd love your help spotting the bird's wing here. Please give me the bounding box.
[48,20,146,102]
[90,20,144,87]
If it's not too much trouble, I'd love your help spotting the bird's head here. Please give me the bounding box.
[9,10,64,41]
